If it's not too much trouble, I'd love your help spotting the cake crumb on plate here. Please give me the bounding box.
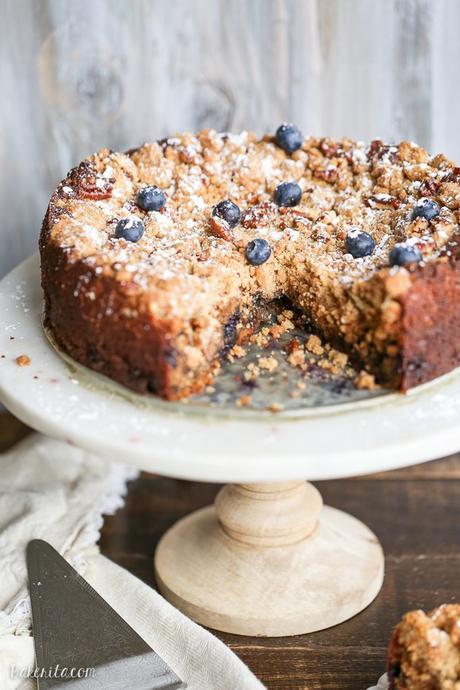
[16,355,31,367]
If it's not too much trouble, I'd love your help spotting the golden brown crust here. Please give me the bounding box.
[40,131,460,399]
[388,605,460,689]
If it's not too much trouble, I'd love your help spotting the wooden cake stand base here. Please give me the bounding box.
[154,481,384,636]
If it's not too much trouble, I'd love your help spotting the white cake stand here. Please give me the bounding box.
[1,255,460,637]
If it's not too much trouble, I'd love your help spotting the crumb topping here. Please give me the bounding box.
[47,132,460,326]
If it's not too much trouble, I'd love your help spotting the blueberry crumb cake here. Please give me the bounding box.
[40,125,460,400]
[388,605,460,689]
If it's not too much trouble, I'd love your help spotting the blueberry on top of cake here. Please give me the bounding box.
[40,129,460,400]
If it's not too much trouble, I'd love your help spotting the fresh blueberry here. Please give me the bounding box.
[390,243,423,267]
[115,217,145,242]
[212,199,241,228]
[137,186,166,212]
[274,181,302,207]
[346,229,375,258]
[275,123,303,153]
[411,198,440,221]
[245,238,271,266]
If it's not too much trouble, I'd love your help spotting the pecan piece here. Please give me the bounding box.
[70,161,115,200]
[368,139,384,156]
[209,216,233,242]
[320,139,339,158]
[241,201,277,229]
[313,167,338,183]
[419,178,441,196]
[441,167,460,184]
[368,140,399,164]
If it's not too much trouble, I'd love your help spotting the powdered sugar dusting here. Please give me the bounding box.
[47,132,459,319]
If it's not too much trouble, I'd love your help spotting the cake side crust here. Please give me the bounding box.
[399,240,460,390]
[40,204,252,399]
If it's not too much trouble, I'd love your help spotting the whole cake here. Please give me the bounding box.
[40,126,460,400]
[388,605,460,689]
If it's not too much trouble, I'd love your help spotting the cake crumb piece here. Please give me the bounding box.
[244,362,260,381]
[288,348,306,368]
[329,349,348,370]
[267,402,284,413]
[258,355,278,372]
[354,370,378,390]
[229,344,245,358]
[236,394,252,407]
[287,337,301,353]
[16,355,31,367]
[251,326,271,348]
[276,310,295,332]
[306,335,324,356]
[387,604,460,690]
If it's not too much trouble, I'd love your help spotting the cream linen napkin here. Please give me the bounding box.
[0,433,265,690]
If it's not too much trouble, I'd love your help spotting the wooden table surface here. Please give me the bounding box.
[1,413,459,690]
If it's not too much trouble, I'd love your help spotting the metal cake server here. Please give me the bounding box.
[27,540,185,689]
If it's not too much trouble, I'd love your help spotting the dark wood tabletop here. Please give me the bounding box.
[1,412,459,690]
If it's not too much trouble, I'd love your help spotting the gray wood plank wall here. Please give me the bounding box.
[1,0,460,277]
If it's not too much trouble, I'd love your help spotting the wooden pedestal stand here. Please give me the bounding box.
[155,481,384,637]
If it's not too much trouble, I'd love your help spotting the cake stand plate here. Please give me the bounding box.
[1,254,459,636]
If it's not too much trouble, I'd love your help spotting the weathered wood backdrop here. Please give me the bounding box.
[1,0,460,277]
